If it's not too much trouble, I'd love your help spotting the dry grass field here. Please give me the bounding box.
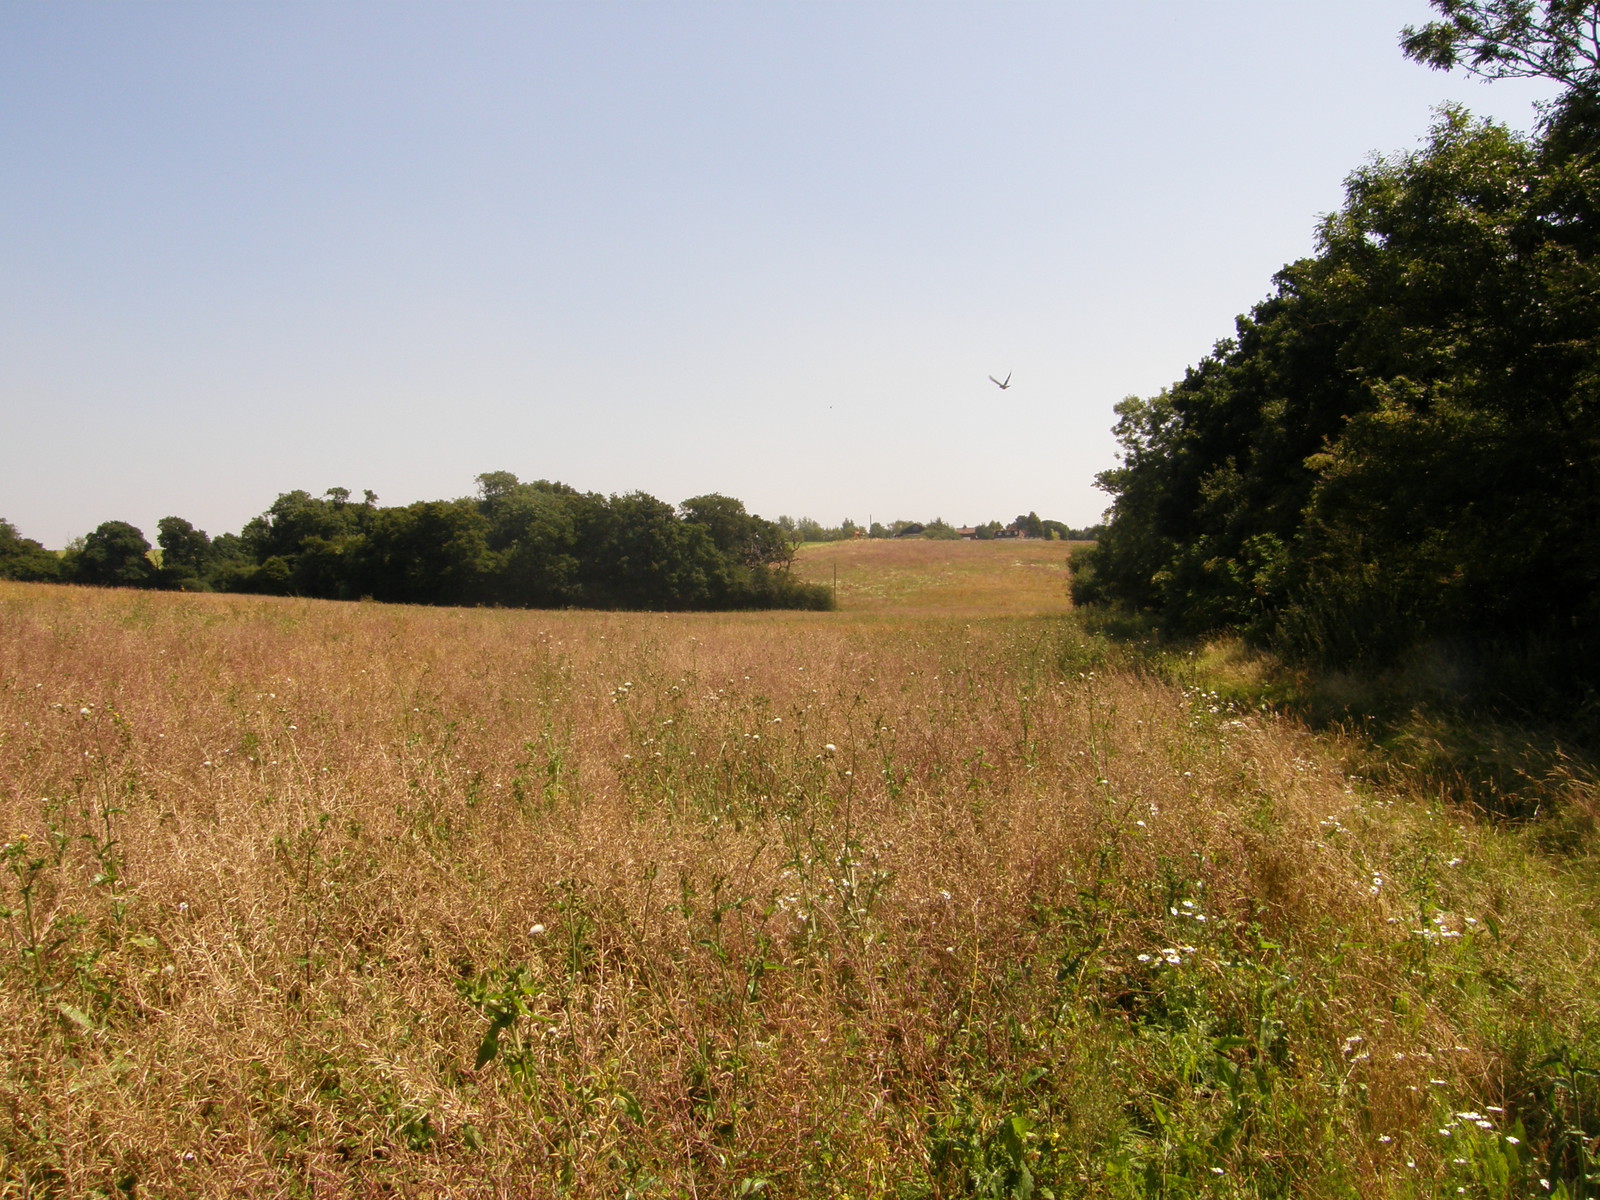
[791,539,1078,618]
[0,541,1596,1197]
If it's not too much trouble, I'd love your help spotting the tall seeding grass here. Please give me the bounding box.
[0,544,1596,1197]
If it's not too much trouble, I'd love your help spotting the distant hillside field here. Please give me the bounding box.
[792,537,1083,617]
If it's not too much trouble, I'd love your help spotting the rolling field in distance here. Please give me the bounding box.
[791,539,1079,618]
[1,541,1596,1197]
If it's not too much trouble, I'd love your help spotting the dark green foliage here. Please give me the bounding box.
[863,514,1088,541]
[48,474,832,613]
[783,512,1080,543]
[796,517,833,543]
[252,556,293,595]
[480,476,583,607]
[1082,98,1600,686]
[238,488,375,596]
[1042,519,1101,540]
[1401,1,1600,94]
[356,500,498,606]
[578,490,723,609]
[468,476,829,610]
[155,517,213,590]
[73,521,156,588]
[1013,512,1046,539]
[0,520,61,582]
[788,515,867,543]
[680,493,794,571]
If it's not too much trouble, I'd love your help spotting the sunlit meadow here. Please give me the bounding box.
[1,541,1596,1197]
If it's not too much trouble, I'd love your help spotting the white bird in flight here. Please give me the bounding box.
[989,372,1012,390]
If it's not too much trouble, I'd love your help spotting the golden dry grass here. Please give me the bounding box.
[0,566,1596,1197]
[792,538,1080,618]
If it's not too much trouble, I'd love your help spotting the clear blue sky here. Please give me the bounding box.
[0,1,1557,548]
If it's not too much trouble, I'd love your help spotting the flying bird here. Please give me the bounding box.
[989,372,1012,390]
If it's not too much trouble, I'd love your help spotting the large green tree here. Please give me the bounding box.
[74,521,156,588]
[156,516,213,590]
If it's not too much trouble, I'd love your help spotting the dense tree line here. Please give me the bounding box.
[0,520,64,583]
[0,475,832,612]
[969,514,1102,541]
[1073,2,1600,690]
[780,513,1096,542]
